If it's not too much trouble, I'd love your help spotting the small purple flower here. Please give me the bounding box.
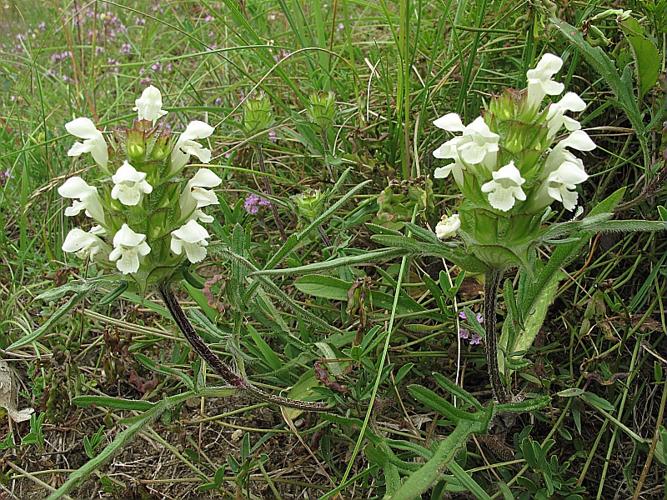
[244,193,271,214]
[38,22,46,31]
[204,15,214,22]
[214,97,223,106]
[458,329,469,340]
[140,76,151,86]
[337,22,345,31]
[469,334,482,345]
[268,130,277,142]
[458,311,467,320]
[0,169,12,186]
[121,43,132,55]
[107,58,119,73]
[165,63,173,72]
[151,62,162,72]
[136,17,146,26]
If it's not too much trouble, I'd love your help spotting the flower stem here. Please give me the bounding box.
[158,282,329,412]
[484,269,510,403]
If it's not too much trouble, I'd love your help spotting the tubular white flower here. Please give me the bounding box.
[58,176,106,224]
[546,160,589,211]
[109,224,151,274]
[62,226,109,261]
[433,136,467,185]
[481,161,526,212]
[170,121,215,174]
[170,220,210,263]
[526,53,565,108]
[457,117,499,167]
[179,168,222,219]
[111,161,153,206]
[433,116,499,184]
[546,92,586,138]
[435,214,461,239]
[133,85,168,124]
[65,117,108,168]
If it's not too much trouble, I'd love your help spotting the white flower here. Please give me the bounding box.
[62,226,109,261]
[133,85,168,124]
[435,214,461,239]
[58,176,106,224]
[433,115,499,183]
[546,92,586,138]
[526,53,565,108]
[65,117,108,168]
[433,136,467,184]
[170,121,215,174]
[179,168,222,219]
[109,224,151,274]
[458,117,500,167]
[481,161,526,212]
[170,220,210,263]
[111,161,153,206]
[546,160,589,211]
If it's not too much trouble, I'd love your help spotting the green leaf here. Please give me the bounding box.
[447,461,491,500]
[499,269,562,375]
[580,391,615,412]
[72,396,155,411]
[391,421,477,500]
[551,18,647,162]
[620,17,661,97]
[246,324,282,371]
[293,274,427,314]
[432,373,482,411]
[556,388,585,398]
[495,395,551,413]
[7,290,89,351]
[408,385,482,424]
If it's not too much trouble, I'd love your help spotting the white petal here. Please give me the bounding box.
[116,251,140,274]
[561,130,596,151]
[112,161,146,184]
[433,113,464,132]
[65,117,99,139]
[433,165,453,178]
[488,188,516,212]
[67,141,93,157]
[113,224,146,247]
[172,220,209,244]
[62,228,90,253]
[184,243,207,263]
[493,161,525,185]
[58,177,94,199]
[458,142,486,165]
[181,120,215,141]
[190,168,222,188]
[171,237,184,255]
[558,92,586,112]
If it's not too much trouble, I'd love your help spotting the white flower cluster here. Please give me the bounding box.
[432,54,596,238]
[59,86,221,275]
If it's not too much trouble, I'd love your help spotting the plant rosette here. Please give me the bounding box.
[59,86,219,292]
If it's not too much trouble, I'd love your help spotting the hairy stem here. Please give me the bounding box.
[159,282,329,412]
[484,269,510,403]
